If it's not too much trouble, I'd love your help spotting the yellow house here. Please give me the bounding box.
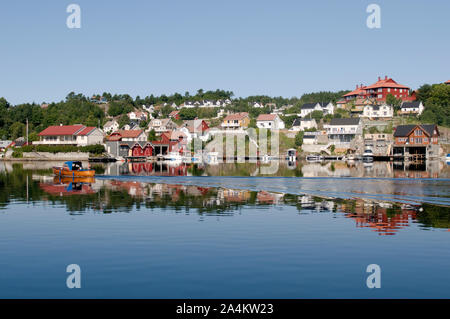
[221,112,250,130]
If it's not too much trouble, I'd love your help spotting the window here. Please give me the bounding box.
[415,129,422,136]
[415,138,422,144]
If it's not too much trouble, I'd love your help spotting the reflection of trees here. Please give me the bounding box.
[1,166,449,233]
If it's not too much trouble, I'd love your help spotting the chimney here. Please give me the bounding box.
[385,75,388,80]
[356,84,358,89]
[378,76,381,81]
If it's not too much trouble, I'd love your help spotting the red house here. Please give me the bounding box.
[393,124,440,159]
[343,76,415,102]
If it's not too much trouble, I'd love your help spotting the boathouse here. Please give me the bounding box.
[392,124,440,160]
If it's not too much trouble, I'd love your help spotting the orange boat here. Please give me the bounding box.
[53,161,95,177]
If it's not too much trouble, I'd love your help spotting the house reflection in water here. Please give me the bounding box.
[40,177,96,196]
[106,162,189,176]
[341,200,418,235]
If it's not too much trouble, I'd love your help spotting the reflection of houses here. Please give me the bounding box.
[219,189,251,203]
[257,191,284,204]
[343,201,417,236]
[392,124,440,159]
[325,118,363,144]
[34,125,104,146]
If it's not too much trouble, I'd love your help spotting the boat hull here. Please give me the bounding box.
[53,167,95,177]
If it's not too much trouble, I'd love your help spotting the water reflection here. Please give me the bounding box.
[1,164,448,235]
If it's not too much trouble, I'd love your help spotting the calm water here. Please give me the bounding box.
[0,161,449,298]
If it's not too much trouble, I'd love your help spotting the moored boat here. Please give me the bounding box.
[53,161,95,177]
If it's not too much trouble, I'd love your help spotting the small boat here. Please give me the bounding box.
[306,154,323,162]
[53,161,95,177]
[163,151,183,161]
[446,153,450,161]
[362,149,374,162]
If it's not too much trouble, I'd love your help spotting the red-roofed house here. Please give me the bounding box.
[445,80,450,85]
[221,112,250,130]
[35,125,104,146]
[343,76,415,102]
[168,110,180,120]
[256,114,285,130]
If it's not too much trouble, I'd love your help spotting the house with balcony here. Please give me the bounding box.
[324,118,363,144]
[256,114,285,130]
[34,125,104,146]
[392,124,440,159]
[221,112,250,130]
[106,130,148,158]
[148,118,178,135]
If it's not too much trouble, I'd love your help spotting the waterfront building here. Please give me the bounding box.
[106,129,148,158]
[34,125,104,146]
[392,124,440,159]
[324,118,363,144]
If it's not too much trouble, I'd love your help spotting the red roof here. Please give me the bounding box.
[77,127,96,136]
[38,125,84,136]
[343,85,367,97]
[256,114,278,121]
[107,130,144,141]
[364,77,409,90]
[223,112,249,121]
[445,80,450,84]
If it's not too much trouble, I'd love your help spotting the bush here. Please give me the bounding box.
[21,144,105,154]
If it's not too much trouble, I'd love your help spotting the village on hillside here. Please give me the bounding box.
[1,76,449,165]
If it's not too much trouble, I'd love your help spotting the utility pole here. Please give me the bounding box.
[26,118,29,145]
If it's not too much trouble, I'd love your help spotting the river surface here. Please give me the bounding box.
[0,161,449,298]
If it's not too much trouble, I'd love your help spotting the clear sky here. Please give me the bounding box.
[1,0,449,105]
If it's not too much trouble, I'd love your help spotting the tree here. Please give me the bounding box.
[310,110,323,122]
[179,108,197,120]
[295,131,304,147]
[386,94,402,110]
[148,129,156,142]
[118,115,129,129]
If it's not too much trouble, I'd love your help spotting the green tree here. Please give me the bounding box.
[295,131,304,147]
[310,110,323,122]
[386,93,402,110]
[148,129,156,141]
[118,115,129,129]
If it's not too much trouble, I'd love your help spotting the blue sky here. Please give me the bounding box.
[0,0,449,104]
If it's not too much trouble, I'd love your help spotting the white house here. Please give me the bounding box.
[256,114,285,130]
[249,102,265,108]
[34,125,104,146]
[142,104,155,114]
[300,102,335,118]
[290,118,318,131]
[362,103,393,118]
[103,120,119,134]
[324,118,363,143]
[400,101,424,116]
[127,111,148,121]
[179,120,210,142]
[148,118,178,135]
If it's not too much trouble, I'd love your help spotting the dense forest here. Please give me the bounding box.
[0,83,449,140]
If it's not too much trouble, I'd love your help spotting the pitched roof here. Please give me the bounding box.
[108,130,144,141]
[77,127,97,136]
[393,124,438,137]
[182,120,208,133]
[301,103,319,110]
[292,118,316,126]
[401,101,421,108]
[445,80,450,84]
[38,125,84,136]
[256,114,278,121]
[223,112,249,121]
[343,86,367,97]
[364,77,409,90]
[329,118,361,126]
